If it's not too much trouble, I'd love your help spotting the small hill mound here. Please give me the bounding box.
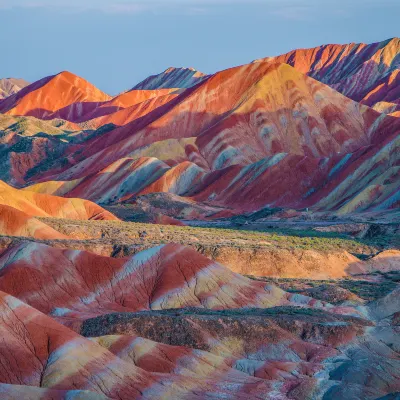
[0,204,67,239]
[0,180,118,221]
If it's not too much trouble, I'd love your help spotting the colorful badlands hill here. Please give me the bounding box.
[0,178,122,239]
[0,241,398,399]
[257,37,400,116]
[0,71,111,120]
[0,242,336,322]
[0,204,68,239]
[0,43,399,218]
[84,90,180,129]
[0,180,119,238]
[135,39,400,116]
[0,37,399,400]
[1,58,398,214]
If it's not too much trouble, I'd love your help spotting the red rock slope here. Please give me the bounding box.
[0,72,180,127]
[0,180,118,220]
[0,71,111,120]
[85,92,180,128]
[0,204,67,239]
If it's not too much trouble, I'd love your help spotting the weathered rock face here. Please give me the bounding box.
[85,91,180,128]
[299,284,363,304]
[0,235,376,279]
[81,307,371,352]
[0,385,109,399]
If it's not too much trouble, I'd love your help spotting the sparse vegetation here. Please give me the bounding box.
[246,275,399,302]
[339,279,398,301]
[37,217,382,254]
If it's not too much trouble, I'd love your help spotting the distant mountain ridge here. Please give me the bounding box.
[0,71,111,120]
[0,77,29,99]
[133,66,209,90]
[256,37,400,115]
[0,38,399,215]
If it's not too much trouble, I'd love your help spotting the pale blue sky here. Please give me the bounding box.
[0,0,398,94]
